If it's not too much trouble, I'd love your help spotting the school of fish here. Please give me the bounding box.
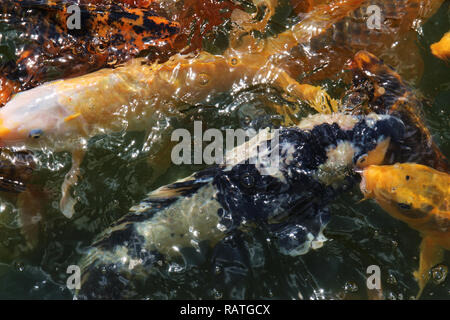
[0,0,448,299]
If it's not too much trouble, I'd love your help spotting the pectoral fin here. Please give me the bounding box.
[414,236,444,299]
[59,149,85,219]
[273,69,339,114]
[17,187,48,248]
[271,207,330,257]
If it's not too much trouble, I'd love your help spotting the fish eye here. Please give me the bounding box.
[29,129,43,139]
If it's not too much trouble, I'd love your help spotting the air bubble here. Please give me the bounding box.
[212,288,223,300]
[240,172,255,188]
[198,73,210,86]
[387,292,397,300]
[14,262,24,272]
[214,265,222,275]
[87,55,96,65]
[343,281,359,293]
[431,265,448,284]
[387,274,398,285]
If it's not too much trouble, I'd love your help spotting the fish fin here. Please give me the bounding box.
[130,171,215,214]
[273,69,339,114]
[17,187,48,249]
[290,0,366,44]
[211,231,251,299]
[64,113,81,123]
[431,31,450,62]
[59,149,85,219]
[271,207,330,257]
[146,171,214,201]
[356,197,369,205]
[414,236,444,299]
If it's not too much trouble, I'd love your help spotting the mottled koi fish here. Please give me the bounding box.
[76,113,405,299]
[0,0,180,105]
[360,163,449,299]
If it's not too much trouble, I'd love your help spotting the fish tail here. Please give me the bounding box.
[290,0,366,44]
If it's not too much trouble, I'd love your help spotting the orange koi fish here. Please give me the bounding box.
[360,163,449,298]
[431,31,450,61]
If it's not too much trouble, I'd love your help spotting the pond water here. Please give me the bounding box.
[0,0,448,299]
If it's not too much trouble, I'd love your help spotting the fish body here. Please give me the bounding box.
[348,51,449,173]
[360,163,449,298]
[271,0,445,84]
[0,0,180,104]
[77,113,405,299]
[0,59,158,151]
[0,0,363,217]
[0,0,372,150]
[0,0,444,218]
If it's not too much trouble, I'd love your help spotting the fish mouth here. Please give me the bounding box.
[356,168,368,195]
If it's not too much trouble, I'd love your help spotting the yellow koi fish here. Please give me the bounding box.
[431,31,450,61]
[360,163,449,298]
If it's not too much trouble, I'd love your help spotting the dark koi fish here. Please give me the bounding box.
[76,112,405,299]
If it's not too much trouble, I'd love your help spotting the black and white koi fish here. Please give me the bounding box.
[76,113,405,299]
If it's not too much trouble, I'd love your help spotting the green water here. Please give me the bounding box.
[0,1,449,299]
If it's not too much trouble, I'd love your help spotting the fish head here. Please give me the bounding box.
[359,164,449,228]
[353,113,405,168]
[0,84,85,150]
[359,164,383,199]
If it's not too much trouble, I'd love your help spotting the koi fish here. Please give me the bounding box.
[0,148,42,248]
[347,50,449,173]
[0,0,180,105]
[0,0,369,218]
[278,0,446,84]
[431,31,450,61]
[360,163,449,299]
[76,112,405,299]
